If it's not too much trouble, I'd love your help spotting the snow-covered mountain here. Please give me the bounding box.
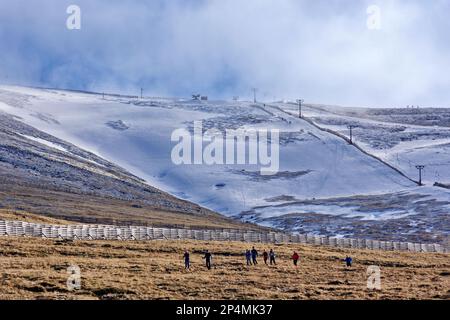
[0,85,448,243]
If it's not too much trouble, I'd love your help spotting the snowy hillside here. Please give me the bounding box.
[278,103,450,185]
[0,105,244,229]
[0,86,448,243]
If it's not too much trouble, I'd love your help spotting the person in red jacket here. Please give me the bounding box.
[292,251,300,266]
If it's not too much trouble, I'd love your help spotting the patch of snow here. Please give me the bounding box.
[19,134,67,152]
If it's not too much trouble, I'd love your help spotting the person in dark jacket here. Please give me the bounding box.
[263,250,269,265]
[203,250,212,270]
[184,250,190,270]
[251,247,258,265]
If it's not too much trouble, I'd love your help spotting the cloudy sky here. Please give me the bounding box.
[0,0,449,107]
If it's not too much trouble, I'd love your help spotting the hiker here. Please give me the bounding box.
[203,250,212,270]
[245,250,252,266]
[251,246,258,265]
[344,256,353,268]
[292,251,300,266]
[269,249,276,265]
[184,250,190,270]
[263,250,269,265]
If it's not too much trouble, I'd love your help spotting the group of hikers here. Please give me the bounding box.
[245,247,276,266]
[183,247,353,270]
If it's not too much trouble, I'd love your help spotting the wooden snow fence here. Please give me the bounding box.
[0,220,447,253]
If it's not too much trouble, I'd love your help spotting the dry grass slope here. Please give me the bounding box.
[0,236,448,300]
[0,185,267,231]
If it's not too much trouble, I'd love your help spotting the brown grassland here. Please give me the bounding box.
[0,235,448,300]
[0,185,267,231]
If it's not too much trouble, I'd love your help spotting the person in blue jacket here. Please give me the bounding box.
[344,256,353,268]
[269,249,276,265]
[245,250,252,266]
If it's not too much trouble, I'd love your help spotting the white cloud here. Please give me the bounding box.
[0,0,449,107]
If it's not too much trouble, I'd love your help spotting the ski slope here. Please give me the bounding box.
[0,86,414,209]
[0,85,448,242]
[277,103,450,185]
